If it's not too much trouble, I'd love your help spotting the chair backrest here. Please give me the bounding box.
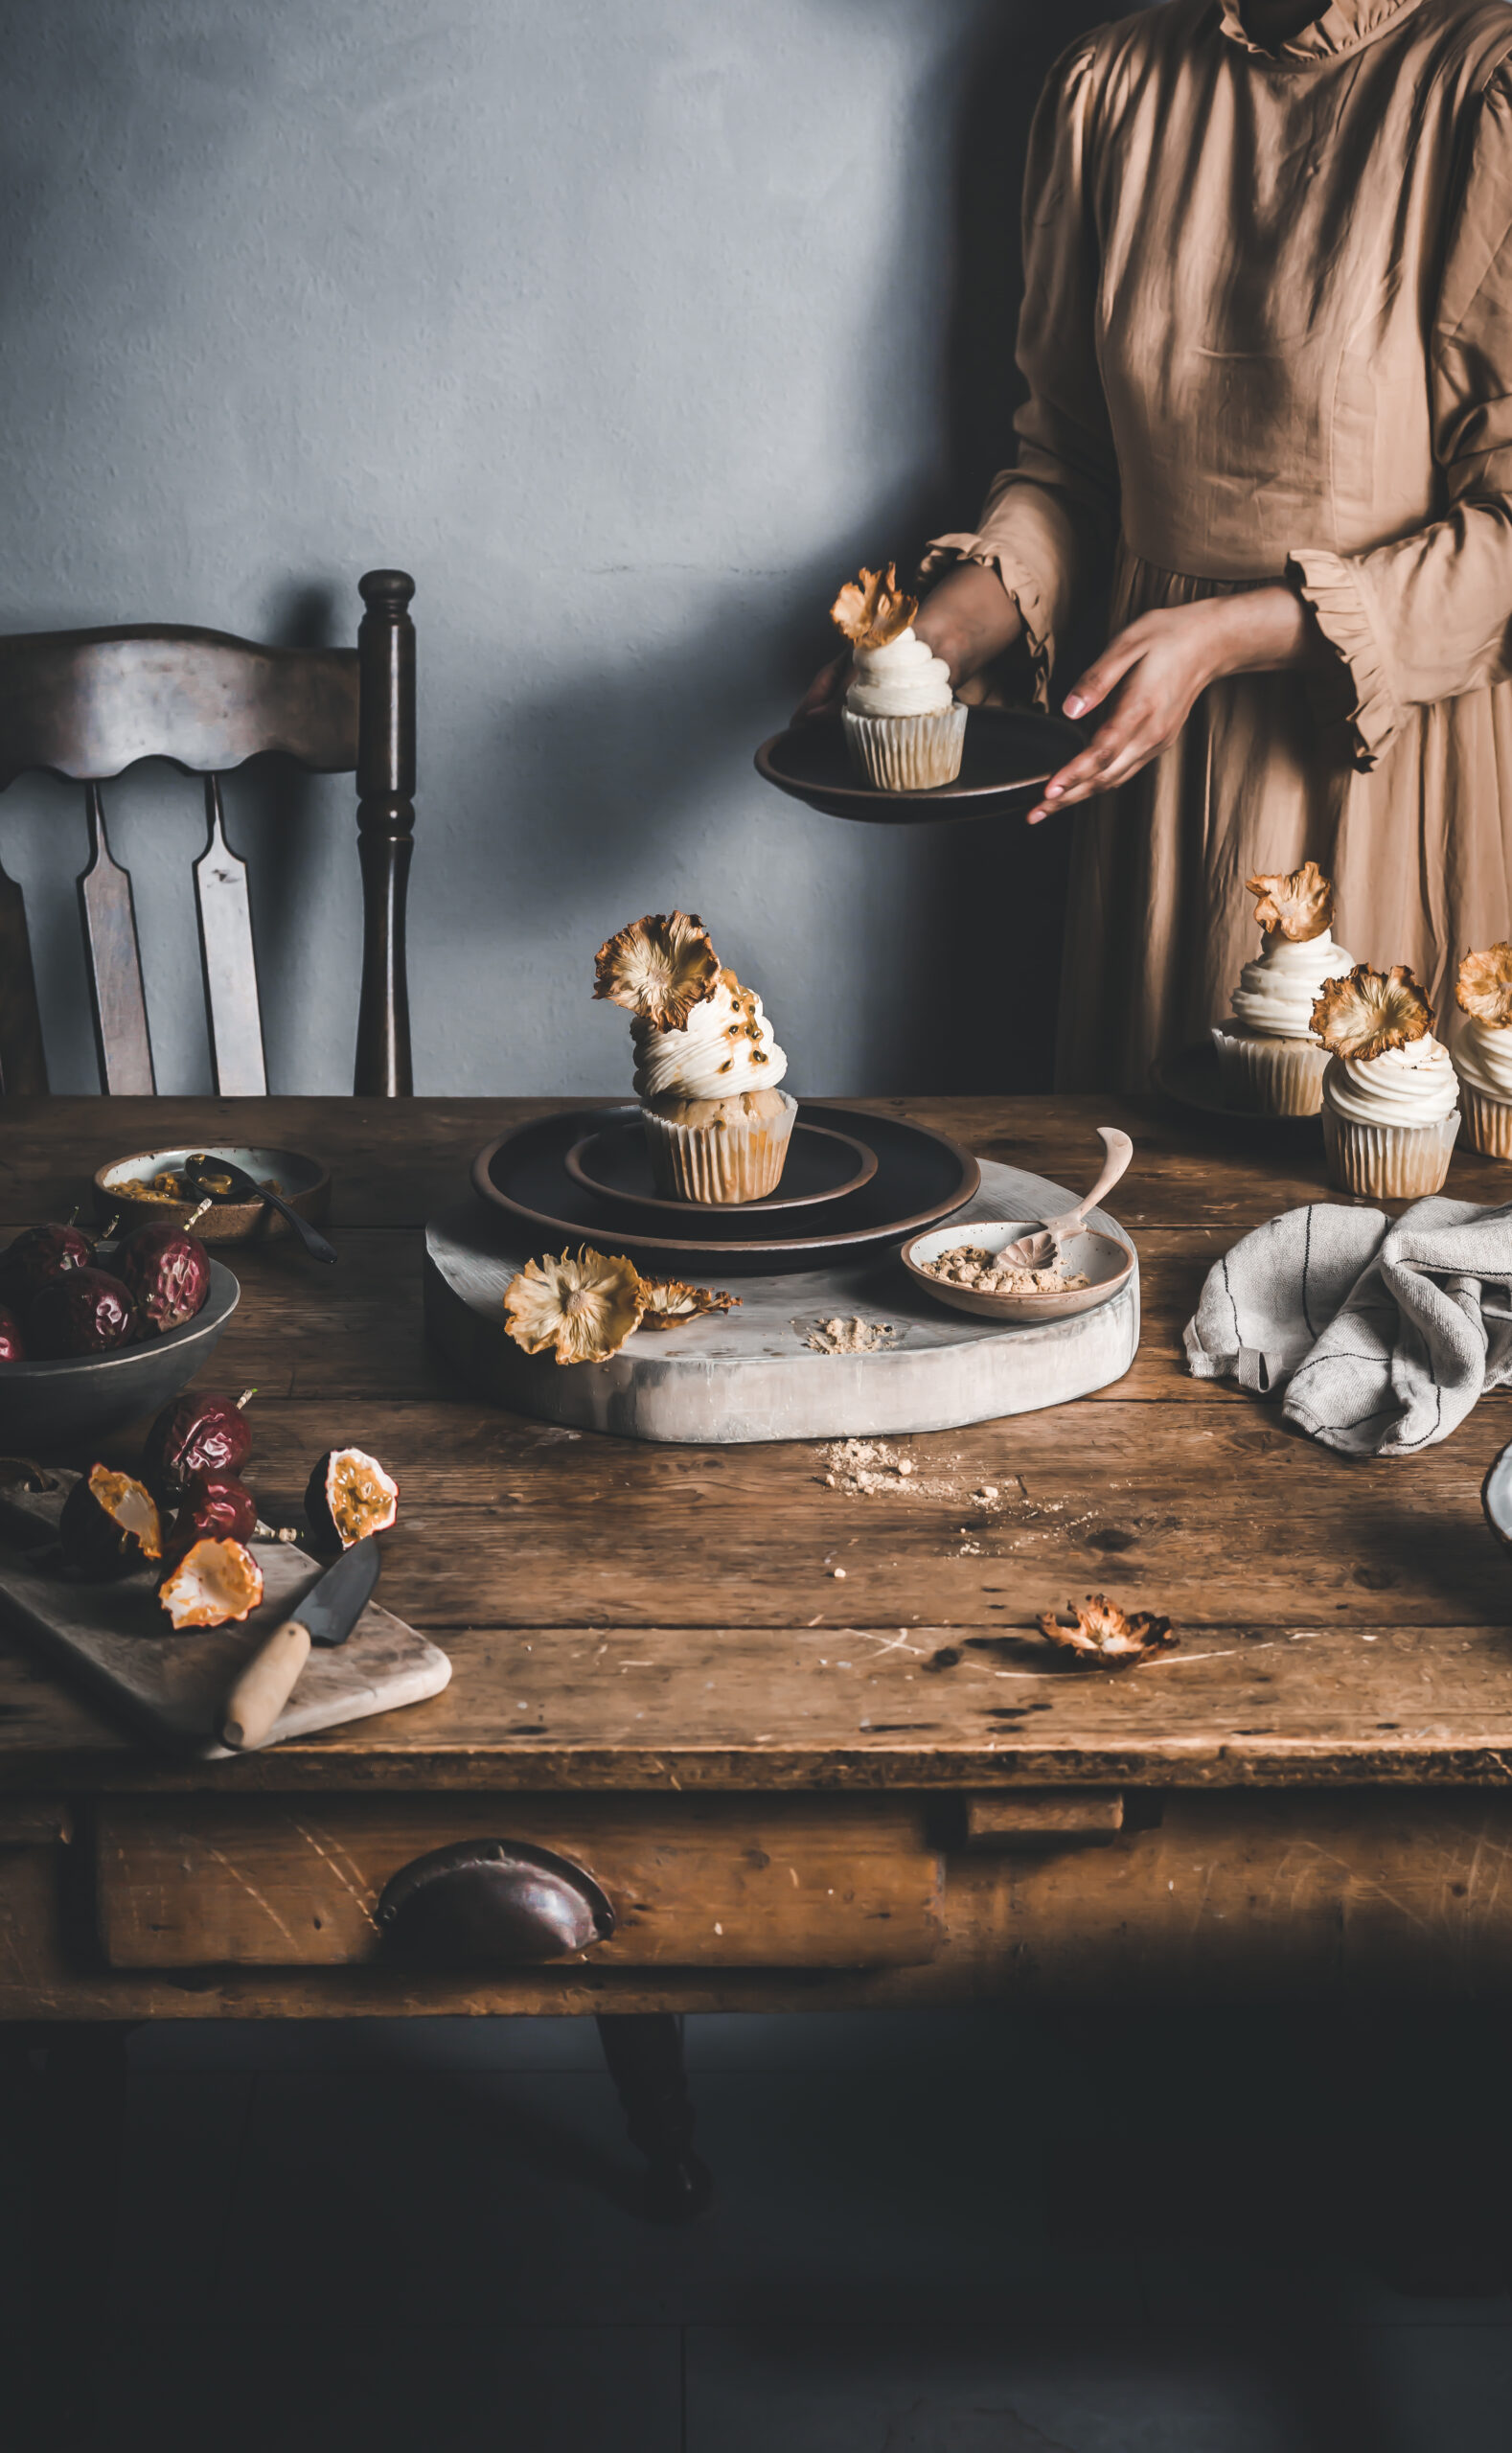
[0,567,416,1097]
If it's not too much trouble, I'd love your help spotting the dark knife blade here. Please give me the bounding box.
[298,1537,380,1646]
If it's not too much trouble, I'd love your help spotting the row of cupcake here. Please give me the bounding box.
[1211,861,1512,1197]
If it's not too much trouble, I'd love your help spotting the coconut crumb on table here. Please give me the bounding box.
[799,1316,899,1354]
[920,1244,1088,1295]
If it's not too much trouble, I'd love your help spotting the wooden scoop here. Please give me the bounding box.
[1000,1127,1134,1270]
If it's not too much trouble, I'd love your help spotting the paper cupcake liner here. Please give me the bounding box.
[1210,1026,1328,1116]
[640,1091,798,1204]
[1458,1085,1512,1158]
[842,701,967,791]
[1320,1102,1460,1199]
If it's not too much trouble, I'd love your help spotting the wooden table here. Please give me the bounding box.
[5,1091,1512,2259]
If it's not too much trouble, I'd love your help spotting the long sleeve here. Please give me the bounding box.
[1290,67,1512,769]
[922,37,1120,704]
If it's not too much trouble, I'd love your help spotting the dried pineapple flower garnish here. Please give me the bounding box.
[638,1278,742,1330]
[1247,860,1334,943]
[1455,943,1512,1027]
[594,911,720,1032]
[1311,962,1433,1062]
[504,1247,646,1365]
[830,563,917,650]
[1035,1594,1178,1670]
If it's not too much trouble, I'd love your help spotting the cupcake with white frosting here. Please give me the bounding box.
[1314,964,1460,1198]
[594,910,796,1203]
[1452,944,1512,1157]
[832,563,965,791]
[1211,863,1356,1115]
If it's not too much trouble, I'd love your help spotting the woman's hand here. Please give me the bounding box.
[792,561,1022,721]
[1025,585,1312,822]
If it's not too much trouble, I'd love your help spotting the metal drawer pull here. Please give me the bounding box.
[962,1790,1125,1851]
[377,1838,615,1964]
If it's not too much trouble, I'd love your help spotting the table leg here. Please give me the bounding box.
[595,2011,712,2222]
[3,2021,135,2449]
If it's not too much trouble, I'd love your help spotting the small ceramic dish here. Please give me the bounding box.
[94,1146,331,1245]
[0,1249,240,1446]
[901,1221,1134,1323]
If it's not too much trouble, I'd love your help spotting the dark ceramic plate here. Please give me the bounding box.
[1153,1041,1323,1135]
[0,1251,240,1449]
[754,706,1087,825]
[472,1105,979,1273]
[563,1118,878,1223]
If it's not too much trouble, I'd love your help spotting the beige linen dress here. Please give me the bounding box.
[926,0,1512,1091]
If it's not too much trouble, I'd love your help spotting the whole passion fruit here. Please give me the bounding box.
[0,1307,26,1362]
[143,1388,256,1505]
[28,1268,139,1360]
[305,1447,399,1550]
[0,1221,93,1309]
[159,1536,264,1631]
[58,1463,164,1579]
[116,1207,213,1336]
[166,1470,259,1566]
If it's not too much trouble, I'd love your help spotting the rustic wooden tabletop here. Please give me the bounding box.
[3,1091,1511,1796]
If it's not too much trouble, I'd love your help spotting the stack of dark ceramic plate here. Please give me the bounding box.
[472,1103,980,1273]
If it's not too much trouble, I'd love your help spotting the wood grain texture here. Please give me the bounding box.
[0,1095,1510,1797]
[94,1794,942,1969]
[194,777,267,1096]
[77,786,154,1093]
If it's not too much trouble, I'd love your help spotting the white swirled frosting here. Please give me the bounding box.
[1452,1013,1512,1100]
[631,974,788,1103]
[1229,929,1357,1040]
[1324,1034,1459,1128]
[845,629,953,719]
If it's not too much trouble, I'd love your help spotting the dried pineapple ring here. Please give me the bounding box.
[593,911,720,1030]
[830,563,917,650]
[1311,962,1433,1062]
[1035,1593,1178,1669]
[637,1278,740,1329]
[504,1246,646,1364]
[1246,860,1334,943]
[1456,942,1512,1026]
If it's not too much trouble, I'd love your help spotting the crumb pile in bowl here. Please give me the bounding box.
[918,1242,1089,1296]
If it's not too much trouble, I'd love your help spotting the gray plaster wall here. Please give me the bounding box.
[0,0,1111,1098]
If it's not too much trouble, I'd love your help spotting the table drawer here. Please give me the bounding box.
[93,1794,942,1971]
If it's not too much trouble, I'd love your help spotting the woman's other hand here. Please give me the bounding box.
[1025,585,1312,822]
[791,560,1022,721]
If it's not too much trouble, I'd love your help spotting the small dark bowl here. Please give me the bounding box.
[94,1145,330,1245]
[0,1250,240,1449]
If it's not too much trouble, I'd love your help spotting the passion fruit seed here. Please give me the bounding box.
[58,1464,164,1580]
[0,1307,26,1363]
[304,1447,400,1551]
[159,1536,264,1631]
[27,1268,139,1359]
[143,1387,256,1503]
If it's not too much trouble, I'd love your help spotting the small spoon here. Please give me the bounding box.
[184,1154,338,1265]
[1000,1127,1134,1269]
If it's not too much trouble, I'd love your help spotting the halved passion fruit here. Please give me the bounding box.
[58,1464,164,1579]
[159,1536,264,1631]
[304,1448,399,1550]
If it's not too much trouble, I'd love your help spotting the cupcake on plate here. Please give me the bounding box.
[594,910,797,1203]
[1452,943,1512,1156]
[832,563,965,791]
[1314,964,1460,1198]
[1210,861,1356,1114]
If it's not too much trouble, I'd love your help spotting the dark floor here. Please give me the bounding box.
[4,2004,1511,2450]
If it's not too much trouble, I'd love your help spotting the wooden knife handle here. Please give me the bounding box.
[219,1618,312,1752]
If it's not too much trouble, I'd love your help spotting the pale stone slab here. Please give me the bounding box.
[423,1160,1140,1445]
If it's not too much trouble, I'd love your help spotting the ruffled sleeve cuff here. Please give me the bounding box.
[919,533,1056,710]
[1287,547,1403,769]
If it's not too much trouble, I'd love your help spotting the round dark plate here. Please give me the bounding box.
[0,1251,240,1449]
[1153,1041,1323,1135]
[472,1105,980,1273]
[563,1118,878,1223]
[755,706,1087,826]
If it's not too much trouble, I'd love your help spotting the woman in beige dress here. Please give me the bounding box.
[812,0,1512,1090]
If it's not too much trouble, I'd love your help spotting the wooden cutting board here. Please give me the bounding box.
[0,1472,450,1756]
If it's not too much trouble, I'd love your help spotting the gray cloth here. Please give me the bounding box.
[1183,1196,1512,1456]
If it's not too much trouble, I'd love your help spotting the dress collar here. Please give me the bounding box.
[1216,0,1422,61]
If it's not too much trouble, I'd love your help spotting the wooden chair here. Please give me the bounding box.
[0,568,416,1097]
